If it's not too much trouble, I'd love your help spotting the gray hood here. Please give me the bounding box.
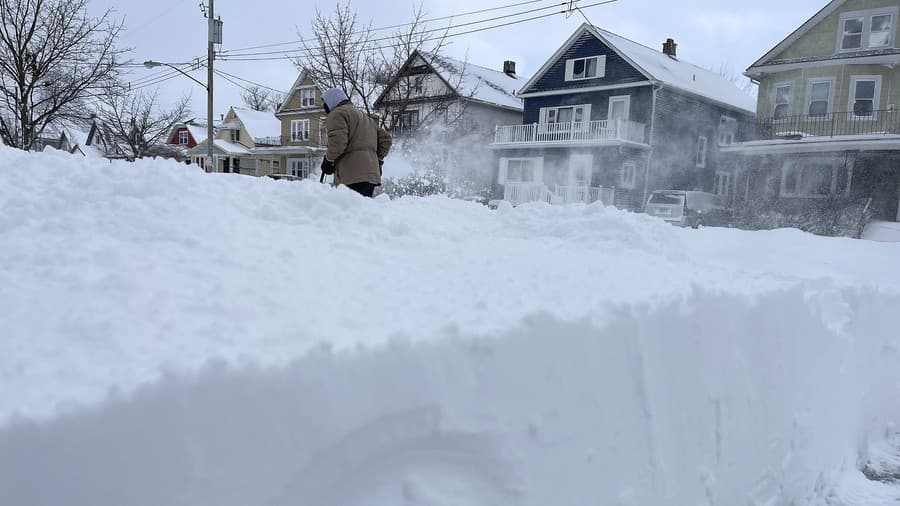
[322,88,349,111]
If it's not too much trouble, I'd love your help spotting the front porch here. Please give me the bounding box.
[501,182,615,206]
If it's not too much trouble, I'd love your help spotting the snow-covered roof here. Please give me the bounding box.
[186,123,209,144]
[189,138,251,156]
[587,26,756,114]
[230,107,281,139]
[427,54,523,111]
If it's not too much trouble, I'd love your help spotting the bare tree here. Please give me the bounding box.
[296,2,472,132]
[241,85,281,111]
[717,63,757,96]
[98,89,189,161]
[0,0,125,150]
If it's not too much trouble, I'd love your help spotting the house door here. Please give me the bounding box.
[608,96,631,138]
[222,158,230,173]
[568,154,593,186]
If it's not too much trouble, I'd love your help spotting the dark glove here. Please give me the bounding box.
[378,159,384,175]
[321,157,335,175]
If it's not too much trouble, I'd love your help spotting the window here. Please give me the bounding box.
[620,161,636,189]
[300,88,316,108]
[178,131,188,144]
[773,83,792,120]
[542,105,591,124]
[272,160,280,170]
[400,110,419,128]
[850,76,881,118]
[807,80,833,118]
[718,116,737,146]
[498,157,543,184]
[291,119,310,141]
[781,158,839,198]
[565,55,606,81]
[230,129,239,142]
[839,9,896,51]
[413,76,424,94]
[713,171,731,197]
[288,158,310,179]
[696,136,708,168]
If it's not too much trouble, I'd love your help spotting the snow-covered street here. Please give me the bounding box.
[2,147,900,505]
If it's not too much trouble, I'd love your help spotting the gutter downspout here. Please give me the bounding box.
[643,81,661,209]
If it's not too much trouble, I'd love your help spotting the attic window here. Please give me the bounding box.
[839,9,896,51]
[178,131,188,144]
[565,55,606,81]
[300,88,316,108]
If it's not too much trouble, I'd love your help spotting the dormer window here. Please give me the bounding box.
[565,55,606,81]
[178,131,188,144]
[839,9,896,51]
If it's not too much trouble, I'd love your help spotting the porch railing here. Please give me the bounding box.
[253,132,326,147]
[736,109,900,141]
[494,120,647,145]
[503,182,614,206]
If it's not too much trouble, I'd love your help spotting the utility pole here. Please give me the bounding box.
[206,0,215,173]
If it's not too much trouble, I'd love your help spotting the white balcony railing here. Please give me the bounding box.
[503,182,615,206]
[493,120,647,145]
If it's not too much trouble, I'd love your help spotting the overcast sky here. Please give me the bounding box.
[88,0,826,120]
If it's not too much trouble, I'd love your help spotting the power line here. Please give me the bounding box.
[212,67,287,94]
[221,0,556,54]
[222,0,617,63]
[222,0,572,59]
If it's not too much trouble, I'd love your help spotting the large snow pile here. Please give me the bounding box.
[2,146,900,506]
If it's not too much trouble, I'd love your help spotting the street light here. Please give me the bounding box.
[144,59,214,172]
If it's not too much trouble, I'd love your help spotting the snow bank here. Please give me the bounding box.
[2,146,900,505]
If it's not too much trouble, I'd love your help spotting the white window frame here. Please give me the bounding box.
[540,104,592,124]
[620,161,636,189]
[564,55,607,81]
[837,8,897,53]
[287,157,310,179]
[498,157,544,184]
[696,136,708,168]
[773,81,793,121]
[848,75,882,119]
[713,170,731,197]
[178,131,188,145]
[300,87,316,108]
[718,115,737,146]
[607,95,631,123]
[805,78,835,119]
[291,119,310,142]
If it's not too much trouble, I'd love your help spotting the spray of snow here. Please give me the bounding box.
[2,146,900,505]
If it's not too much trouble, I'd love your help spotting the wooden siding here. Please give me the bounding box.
[774,0,899,62]
[528,30,646,93]
[168,127,198,148]
[649,87,754,196]
[523,86,654,130]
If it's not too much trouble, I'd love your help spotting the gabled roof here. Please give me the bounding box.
[426,53,523,111]
[748,0,845,71]
[168,120,210,145]
[518,23,756,114]
[374,50,523,112]
[230,106,281,140]
[277,68,319,115]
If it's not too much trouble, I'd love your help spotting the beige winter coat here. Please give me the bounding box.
[325,101,392,186]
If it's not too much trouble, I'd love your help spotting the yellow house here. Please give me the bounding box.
[252,70,327,180]
[188,106,281,174]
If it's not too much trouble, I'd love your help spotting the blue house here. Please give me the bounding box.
[490,23,756,209]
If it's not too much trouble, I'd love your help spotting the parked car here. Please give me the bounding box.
[644,190,729,228]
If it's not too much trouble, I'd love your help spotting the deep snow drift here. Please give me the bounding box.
[2,146,900,505]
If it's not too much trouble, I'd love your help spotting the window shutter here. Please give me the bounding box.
[498,158,510,184]
[564,59,575,81]
[597,56,607,78]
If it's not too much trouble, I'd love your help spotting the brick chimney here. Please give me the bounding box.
[662,38,677,58]
[503,60,517,77]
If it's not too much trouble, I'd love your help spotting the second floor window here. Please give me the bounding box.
[178,131,188,144]
[840,10,895,51]
[565,55,606,81]
[774,83,792,120]
[718,116,737,146]
[300,88,316,108]
[543,105,590,125]
[291,119,310,141]
[807,80,832,118]
[851,76,880,117]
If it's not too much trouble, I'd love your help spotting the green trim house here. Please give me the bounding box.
[724,0,900,235]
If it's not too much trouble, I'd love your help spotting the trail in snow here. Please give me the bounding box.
[1,147,900,505]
